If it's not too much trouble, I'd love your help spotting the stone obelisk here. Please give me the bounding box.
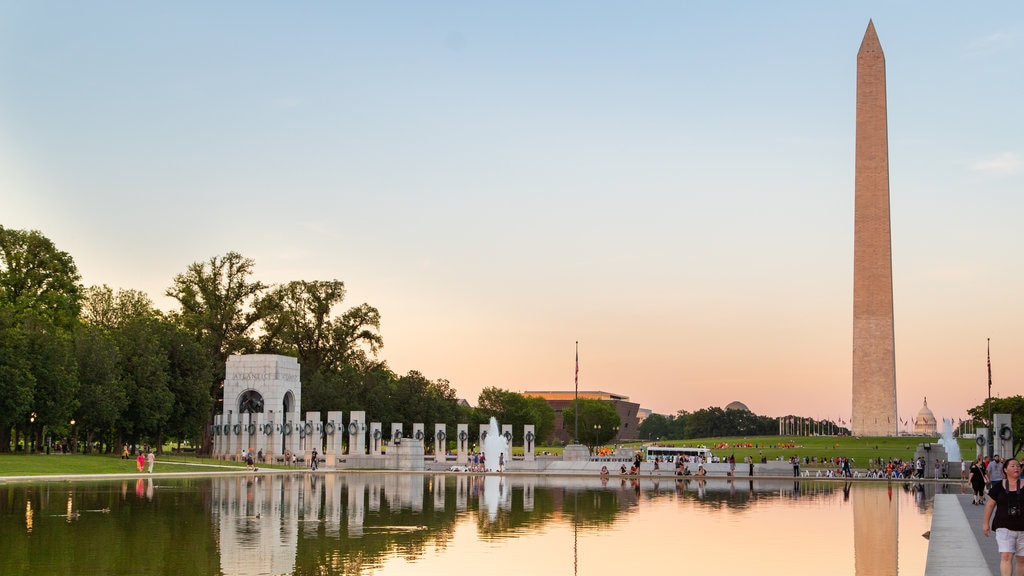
[852,20,897,437]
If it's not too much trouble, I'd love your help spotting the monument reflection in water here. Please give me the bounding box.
[1,474,938,576]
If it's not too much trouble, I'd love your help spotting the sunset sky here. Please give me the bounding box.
[2,3,1021,427]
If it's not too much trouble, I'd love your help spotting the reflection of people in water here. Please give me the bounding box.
[696,479,706,498]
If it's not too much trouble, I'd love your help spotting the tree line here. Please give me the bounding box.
[0,226,556,454]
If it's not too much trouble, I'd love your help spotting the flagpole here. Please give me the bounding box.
[574,341,579,445]
[987,338,993,458]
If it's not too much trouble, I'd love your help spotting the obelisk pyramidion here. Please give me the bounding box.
[852,20,897,437]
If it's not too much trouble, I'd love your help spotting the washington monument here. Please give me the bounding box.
[852,20,897,437]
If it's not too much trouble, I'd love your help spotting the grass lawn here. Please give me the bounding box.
[0,452,285,477]
[1,435,979,477]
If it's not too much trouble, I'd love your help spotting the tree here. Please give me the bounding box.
[0,226,82,330]
[560,399,620,446]
[257,280,383,385]
[166,251,268,366]
[968,396,1024,458]
[73,322,124,451]
[476,387,557,444]
[0,305,34,449]
[166,252,268,450]
[638,412,684,441]
[0,227,82,452]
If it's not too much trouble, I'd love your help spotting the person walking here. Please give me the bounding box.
[991,455,1005,490]
[983,458,1024,576]
[146,450,155,473]
[970,458,988,505]
[136,452,145,472]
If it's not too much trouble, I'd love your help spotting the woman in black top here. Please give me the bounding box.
[983,458,1024,576]
[970,458,988,505]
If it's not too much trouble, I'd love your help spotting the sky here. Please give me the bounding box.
[1,3,1021,427]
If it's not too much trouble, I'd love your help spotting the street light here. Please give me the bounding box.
[70,419,76,454]
[29,412,36,453]
[593,424,601,448]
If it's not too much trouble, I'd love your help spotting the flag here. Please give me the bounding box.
[988,338,993,399]
[574,345,579,388]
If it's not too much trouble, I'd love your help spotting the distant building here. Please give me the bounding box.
[523,390,641,444]
[637,408,652,424]
[725,401,751,412]
[913,397,937,435]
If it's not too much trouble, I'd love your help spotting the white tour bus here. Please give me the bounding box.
[644,445,713,464]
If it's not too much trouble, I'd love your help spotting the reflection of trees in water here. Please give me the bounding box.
[0,480,220,576]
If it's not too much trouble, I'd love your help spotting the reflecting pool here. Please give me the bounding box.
[0,473,948,575]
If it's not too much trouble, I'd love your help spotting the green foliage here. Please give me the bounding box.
[0,227,83,451]
[560,398,620,445]
[968,395,1024,458]
[476,387,557,444]
[638,412,686,440]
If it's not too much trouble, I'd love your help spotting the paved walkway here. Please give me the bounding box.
[927,493,1004,576]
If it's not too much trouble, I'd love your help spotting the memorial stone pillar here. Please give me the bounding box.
[349,411,366,455]
[412,423,425,445]
[391,423,404,445]
[224,412,236,460]
[255,413,268,462]
[369,422,383,456]
[326,411,343,465]
[523,425,536,462]
[456,424,469,464]
[243,413,257,459]
[995,414,1013,459]
[213,415,223,459]
[501,424,513,464]
[434,424,447,463]
[305,411,321,455]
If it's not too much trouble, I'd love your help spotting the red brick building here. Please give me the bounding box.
[523,390,641,444]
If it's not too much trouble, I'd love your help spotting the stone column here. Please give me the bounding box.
[305,411,321,458]
[523,425,536,462]
[232,413,244,461]
[456,424,469,464]
[256,412,272,461]
[222,412,234,460]
[369,422,382,456]
[213,415,223,459]
[501,424,513,464]
[282,417,298,463]
[243,413,257,459]
[348,411,366,455]
[412,423,425,444]
[325,411,343,464]
[995,414,1013,459]
[434,424,447,463]
[479,424,489,453]
[391,423,404,444]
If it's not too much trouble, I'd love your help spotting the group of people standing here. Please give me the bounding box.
[124,444,155,473]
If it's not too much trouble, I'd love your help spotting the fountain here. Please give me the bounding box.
[482,417,509,472]
[937,417,961,462]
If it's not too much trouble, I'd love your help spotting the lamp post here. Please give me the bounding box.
[593,424,601,448]
[70,419,76,454]
[29,412,36,453]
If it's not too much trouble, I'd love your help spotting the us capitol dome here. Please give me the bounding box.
[913,397,937,435]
